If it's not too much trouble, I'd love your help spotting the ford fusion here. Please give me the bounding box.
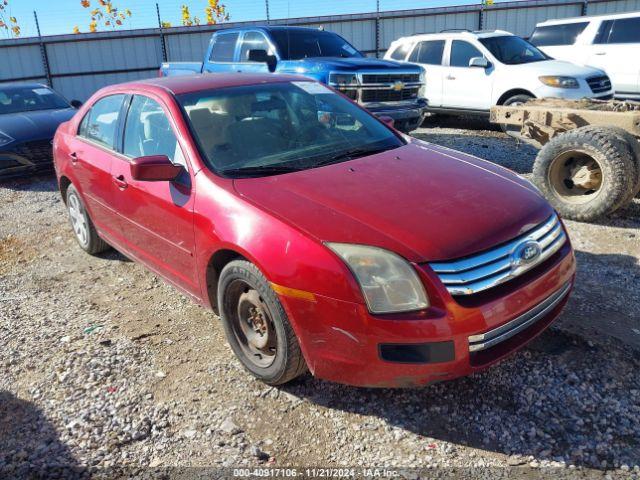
[1,83,80,178]
[53,75,575,387]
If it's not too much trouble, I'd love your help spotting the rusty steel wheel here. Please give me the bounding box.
[548,150,603,204]
[232,286,277,368]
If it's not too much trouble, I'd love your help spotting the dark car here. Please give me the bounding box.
[0,83,80,178]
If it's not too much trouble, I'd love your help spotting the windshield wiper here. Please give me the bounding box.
[313,145,395,167]
[221,165,303,178]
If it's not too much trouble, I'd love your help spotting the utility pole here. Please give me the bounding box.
[33,11,52,87]
[156,3,167,62]
[375,0,380,58]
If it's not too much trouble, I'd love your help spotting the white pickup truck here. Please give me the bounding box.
[385,30,614,116]
[530,12,640,100]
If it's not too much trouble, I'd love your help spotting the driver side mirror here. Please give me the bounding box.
[379,115,395,129]
[130,155,183,182]
[70,100,83,109]
[469,56,490,69]
[248,49,278,73]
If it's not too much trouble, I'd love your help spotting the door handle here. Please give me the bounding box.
[594,52,606,55]
[446,75,456,80]
[113,175,128,189]
[69,152,78,164]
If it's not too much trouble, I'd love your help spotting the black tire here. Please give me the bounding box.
[532,126,637,222]
[500,94,534,135]
[217,260,307,385]
[65,184,110,255]
[591,126,640,198]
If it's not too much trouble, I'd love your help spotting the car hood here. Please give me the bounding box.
[280,56,421,72]
[233,140,553,263]
[510,59,605,78]
[0,108,76,143]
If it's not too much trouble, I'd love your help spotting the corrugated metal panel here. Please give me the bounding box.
[47,37,161,74]
[166,31,212,61]
[0,45,45,81]
[587,0,640,14]
[381,12,479,48]
[51,70,157,101]
[484,3,583,37]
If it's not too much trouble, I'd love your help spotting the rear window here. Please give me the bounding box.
[408,40,445,65]
[596,17,640,44]
[209,33,239,62]
[529,22,589,46]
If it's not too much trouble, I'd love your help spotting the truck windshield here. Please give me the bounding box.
[178,81,403,178]
[270,30,363,60]
[0,86,70,115]
[479,36,548,65]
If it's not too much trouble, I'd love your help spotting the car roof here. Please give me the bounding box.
[537,10,640,26]
[100,73,312,96]
[214,25,329,34]
[392,29,513,43]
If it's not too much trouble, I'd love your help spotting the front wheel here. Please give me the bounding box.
[217,260,307,385]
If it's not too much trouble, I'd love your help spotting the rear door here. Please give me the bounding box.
[203,31,241,73]
[586,16,640,97]
[407,39,446,107]
[109,93,199,294]
[236,30,273,73]
[442,40,493,110]
[70,94,126,241]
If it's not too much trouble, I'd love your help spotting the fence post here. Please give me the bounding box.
[33,11,53,87]
[375,0,380,58]
[265,0,271,24]
[156,3,168,62]
[581,0,589,15]
[478,4,485,30]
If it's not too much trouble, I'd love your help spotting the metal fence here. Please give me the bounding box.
[1,0,639,101]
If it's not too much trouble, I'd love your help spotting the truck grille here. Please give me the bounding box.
[586,75,612,94]
[14,139,54,166]
[361,73,420,84]
[361,88,420,102]
[429,214,566,296]
[329,71,423,105]
[468,281,571,352]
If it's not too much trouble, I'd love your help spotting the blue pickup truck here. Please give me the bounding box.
[159,26,427,132]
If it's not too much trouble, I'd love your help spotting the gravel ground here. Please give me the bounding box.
[1,117,639,478]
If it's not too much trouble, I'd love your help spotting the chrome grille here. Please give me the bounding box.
[468,281,571,352]
[361,87,420,102]
[361,73,420,84]
[429,214,567,296]
[329,70,423,105]
[586,75,612,94]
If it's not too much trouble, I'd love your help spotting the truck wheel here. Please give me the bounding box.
[218,260,307,385]
[596,126,640,198]
[66,184,110,255]
[532,126,637,222]
[500,94,534,134]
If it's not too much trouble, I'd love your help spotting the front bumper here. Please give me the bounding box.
[278,241,576,388]
[366,99,428,132]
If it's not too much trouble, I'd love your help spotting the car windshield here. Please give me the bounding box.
[479,35,549,65]
[270,30,363,60]
[0,85,70,115]
[178,81,403,178]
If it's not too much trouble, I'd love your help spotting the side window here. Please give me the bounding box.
[239,31,271,62]
[529,22,589,46]
[449,41,484,68]
[78,94,125,149]
[123,95,186,168]
[409,40,445,65]
[388,43,412,61]
[607,17,640,44]
[209,33,240,62]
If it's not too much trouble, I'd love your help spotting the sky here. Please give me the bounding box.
[2,0,495,38]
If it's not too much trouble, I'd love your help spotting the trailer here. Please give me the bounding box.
[491,98,640,222]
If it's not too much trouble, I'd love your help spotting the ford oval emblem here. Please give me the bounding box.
[511,240,542,268]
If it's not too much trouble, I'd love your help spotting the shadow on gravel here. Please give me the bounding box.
[0,391,85,478]
[283,329,640,470]
[422,114,501,132]
[0,174,58,193]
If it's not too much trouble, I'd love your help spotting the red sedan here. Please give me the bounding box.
[53,74,576,387]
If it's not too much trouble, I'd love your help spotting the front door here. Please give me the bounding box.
[70,94,127,241]
[442,40,493,110]
[109,94,199,295]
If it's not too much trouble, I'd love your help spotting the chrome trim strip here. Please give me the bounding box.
[468,282,571,352]
[429,214,567,296]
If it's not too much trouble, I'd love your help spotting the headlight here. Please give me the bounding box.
[326,243,429,314]
[0,131,14,147]
[539,76,579,89]
[329,73,358,87]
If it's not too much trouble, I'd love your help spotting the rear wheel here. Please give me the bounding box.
[532,126,636,221]
[66,184,110,255]
[218,260,307,385]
